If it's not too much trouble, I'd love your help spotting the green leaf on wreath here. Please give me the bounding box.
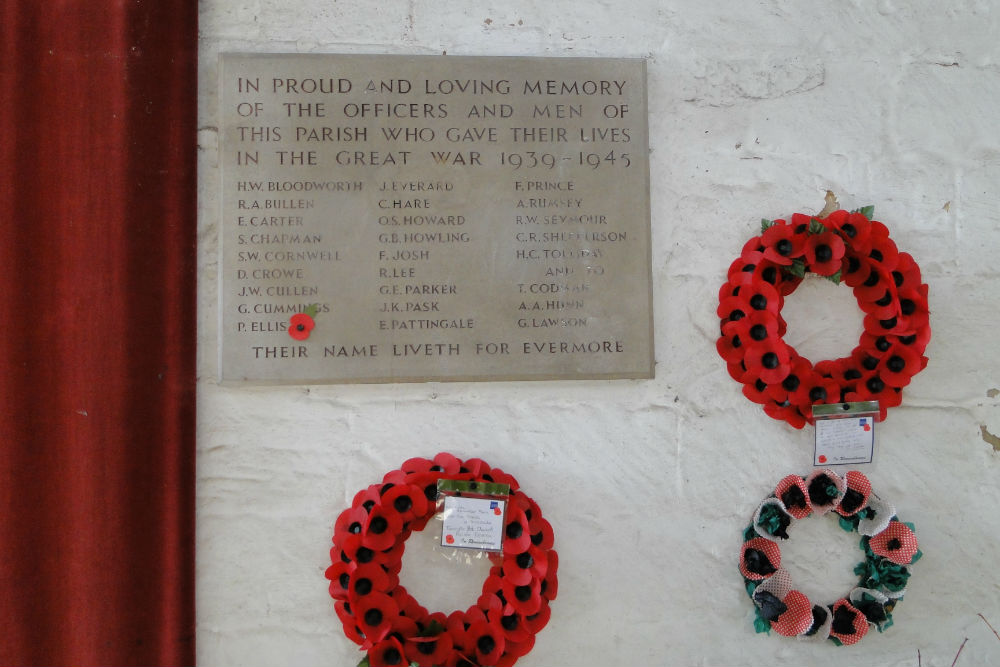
[838,515,859,532]
[356,657,370,667]
[761,218,774,233]
[877,614,894,633]
[824,269,842,285]
[753,613,772,634]
[911,548,923,564]
[785,260,806,278]
[808,219,826,235]
[857,205,875,219]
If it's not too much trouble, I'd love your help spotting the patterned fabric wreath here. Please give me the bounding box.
[739,470,921,645]
[325,453,558,667]
[717,206,931,428]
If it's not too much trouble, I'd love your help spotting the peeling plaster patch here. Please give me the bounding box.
[980,425,1000,452]
[681,56,825,108]
[987,388,999,398]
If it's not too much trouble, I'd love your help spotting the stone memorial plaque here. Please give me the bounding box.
[219,53,653,383]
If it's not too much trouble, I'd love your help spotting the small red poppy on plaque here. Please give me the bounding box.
[288,303,318,340]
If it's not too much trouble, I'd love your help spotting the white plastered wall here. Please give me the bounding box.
[196,2,1000,665]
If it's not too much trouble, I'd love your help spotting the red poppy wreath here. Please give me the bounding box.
[325,453,558,667]
[740,470,921,645]
[717,204,931,428]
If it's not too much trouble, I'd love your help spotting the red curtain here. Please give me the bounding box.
[0,2,197,665]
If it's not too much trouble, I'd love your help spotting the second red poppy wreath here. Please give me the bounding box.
[717,206,931,428]
[325,453,558,667]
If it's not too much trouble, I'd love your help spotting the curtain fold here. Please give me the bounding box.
[0,2,197,665]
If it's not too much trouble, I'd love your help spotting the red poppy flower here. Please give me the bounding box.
[866,221,900,271]
[829,599,869,645]
[743,377,773,405]
[510,489,540,517]
[762,222,805,266]
[288,312,315,340]
[738,280,781,318]
[501,575,542,616]
[339,533,377,567]
[381,483,429,524]
[774,474,811,519]
[763,400,808,429]
[742,234,767,256]
[325,559,353,600]
[877,342,922,388]
[388,584,425,620]
[361,505,404,551]
[766,356,811,403]
[354,592,398,647]
[836,471,872,517]
[429,452,462,475]
[335,602,365,645]
[490,609,533,644]
[739,537,781,580]
[502,545,548,586]
[351,484,383,514]
[857,285,901,320]
[477,574,508,615]
[541,550,558,602]
[869,520,919,565]
[719,280,743,307]
[347,562,395,604]
[405,629,454,667]
[842,253,875,288]
[728,249,767,284]
[716,323,746,364]
[335,505,371,543]
[750,258,787,291]
[839,211,874,252]
[730,309,780,349]
[770,590,814,637]
[367,636,407,667]
[527,516,554,551]
[853,265,898,306]
[464,618,506,666]
[847,368,896,407]
[892,252,923,291]
[717,293,750,324]
[896,284,930,334]
[790,371,841,410]
[804,231,846,276]
[497,637,535,666]
[503,508,532,554]
[400,457,434,474]
[744,339,791,384]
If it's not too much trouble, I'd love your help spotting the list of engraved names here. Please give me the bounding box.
[220,54,653,383]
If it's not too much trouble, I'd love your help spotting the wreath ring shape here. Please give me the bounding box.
[739,470,920,645]
[716,205,931,428]
[325,453,558,667]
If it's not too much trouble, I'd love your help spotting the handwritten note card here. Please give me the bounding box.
[440,496,506,552]
[814,416,875,466]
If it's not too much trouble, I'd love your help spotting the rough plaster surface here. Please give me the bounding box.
[197,2,1000,665]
